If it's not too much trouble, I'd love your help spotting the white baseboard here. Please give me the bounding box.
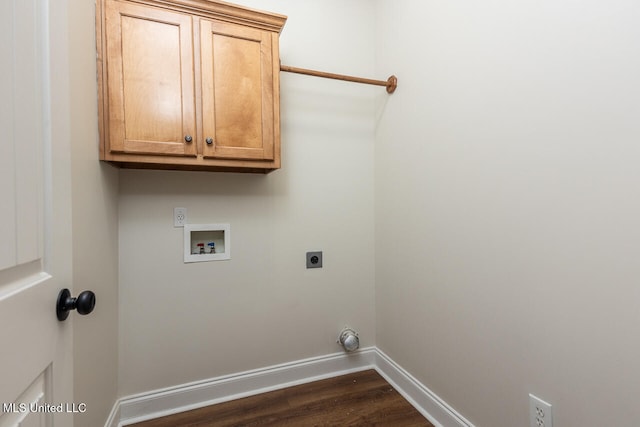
[115,348,377,426]
[107,347,473,427]
[104,402,120,427]
[374,349,475,427]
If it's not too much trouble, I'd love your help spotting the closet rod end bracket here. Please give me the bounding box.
[386,75,398,94]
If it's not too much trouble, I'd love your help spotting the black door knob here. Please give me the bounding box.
[56,288,96,321]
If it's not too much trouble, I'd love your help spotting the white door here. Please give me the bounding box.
[0,0,75,426]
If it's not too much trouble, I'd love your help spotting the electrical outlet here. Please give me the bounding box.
[306,251,323,268]
[529,394,553,427]
[174,207,187,227]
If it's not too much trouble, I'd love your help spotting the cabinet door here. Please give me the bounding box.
[105,1,196,156]
[200,20,276,160]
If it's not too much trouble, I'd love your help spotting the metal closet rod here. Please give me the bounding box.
[280,64,398,94]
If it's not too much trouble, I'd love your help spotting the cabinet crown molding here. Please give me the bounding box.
[126,0,287,32]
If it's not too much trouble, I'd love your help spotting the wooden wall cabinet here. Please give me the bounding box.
[96,0,287,173]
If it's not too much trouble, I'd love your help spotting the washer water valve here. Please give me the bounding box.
[338,328,360,352]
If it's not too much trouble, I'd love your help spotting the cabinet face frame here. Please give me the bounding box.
[96,0,286,172]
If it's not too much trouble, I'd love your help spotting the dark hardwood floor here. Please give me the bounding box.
[128,369,434,426]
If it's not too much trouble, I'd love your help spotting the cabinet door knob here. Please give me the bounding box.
[184,135,193,143]
[206,137,214,145]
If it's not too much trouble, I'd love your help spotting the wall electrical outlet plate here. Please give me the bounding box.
[529,394,553,427]
[174,207,187,227]
[306,251,323,268]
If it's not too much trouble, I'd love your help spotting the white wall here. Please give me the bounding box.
[69,0,120,425]
[375,1,640,426]
[118,0,377,395]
